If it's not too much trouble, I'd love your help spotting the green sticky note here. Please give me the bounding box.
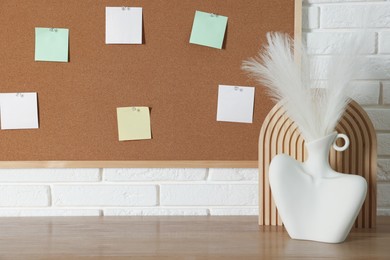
[117,107,151,141]
[189,11,228,49]
[35,27,69,62]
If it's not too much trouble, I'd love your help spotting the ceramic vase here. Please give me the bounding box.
[269,132,367,243]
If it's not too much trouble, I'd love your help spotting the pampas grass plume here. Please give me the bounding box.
[242,32,365,142]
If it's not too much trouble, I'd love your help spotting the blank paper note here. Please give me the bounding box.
[0,93,39,130]
[35,28,69,62]
[117,107,151,141]
[216,85,255,124]
[189,11,228,49]
[106,7,143,44]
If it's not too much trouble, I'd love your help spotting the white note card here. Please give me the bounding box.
[106,7,143,44]
[0,93,39,130]
[216,85,255,124]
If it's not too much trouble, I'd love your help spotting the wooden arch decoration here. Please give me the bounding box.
[259,101,377,228]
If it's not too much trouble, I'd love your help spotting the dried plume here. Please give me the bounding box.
[242,32,365,142]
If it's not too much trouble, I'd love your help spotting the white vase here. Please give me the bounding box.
[269,132,367,243]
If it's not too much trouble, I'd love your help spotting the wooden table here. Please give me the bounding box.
[0,216,388,259]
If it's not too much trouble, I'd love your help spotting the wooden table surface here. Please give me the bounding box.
[0,216,388,259]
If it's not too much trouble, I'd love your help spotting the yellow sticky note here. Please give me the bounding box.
[117,107,151,141]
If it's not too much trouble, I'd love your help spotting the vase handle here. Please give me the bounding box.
[333,133,350,152]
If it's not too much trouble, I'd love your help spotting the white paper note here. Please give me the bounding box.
[106,7,143,44]
[216,85,255,124]
[0,92,39,130]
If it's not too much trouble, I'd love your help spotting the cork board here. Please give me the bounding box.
[0,0,299,167]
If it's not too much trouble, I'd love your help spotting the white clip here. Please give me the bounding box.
[49,28,58,32]
[16,93,24,98]
[210,13,218,17]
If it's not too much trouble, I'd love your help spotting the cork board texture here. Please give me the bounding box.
[0,0,297,165]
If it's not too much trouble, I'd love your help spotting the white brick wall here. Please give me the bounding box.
[160,184,258,206]
[350,81,380,105]
[366,109,390,130]
[378,32,390,54]
[383,82,390,104]
[0,168,101,182]
[0,186,49,207]
[103,168,207,182]
[0,169,258,217]
[378,159,390,181]
[303,6,320,29]
[0,0,388,217]
[305,32,376,54]
[52,185,158,207]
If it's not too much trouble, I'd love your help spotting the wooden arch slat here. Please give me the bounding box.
[259,101,377,228]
